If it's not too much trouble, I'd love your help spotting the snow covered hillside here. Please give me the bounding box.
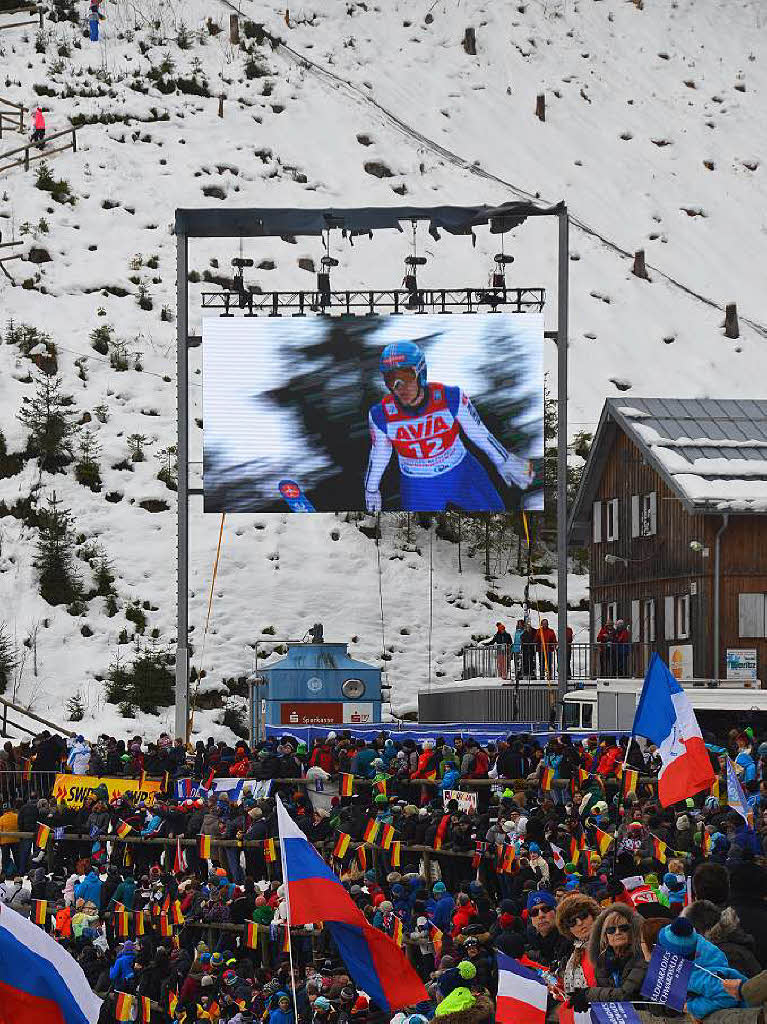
[0,0,764,737]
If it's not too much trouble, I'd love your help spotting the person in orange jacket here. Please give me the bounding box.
[536,619,557,680]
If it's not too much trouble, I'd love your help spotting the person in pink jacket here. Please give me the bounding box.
[32,106,46,146]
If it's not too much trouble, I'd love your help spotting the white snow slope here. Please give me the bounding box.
[0,0,764,738]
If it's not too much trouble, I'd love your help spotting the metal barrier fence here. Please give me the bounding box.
[462,642,657,681]
[0,770,60,806]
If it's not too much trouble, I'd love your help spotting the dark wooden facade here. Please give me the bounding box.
[588,431,767,680]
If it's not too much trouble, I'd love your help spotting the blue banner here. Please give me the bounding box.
[265,722,629,746]
[640,944,694,1012]
[592,1004,643,1024]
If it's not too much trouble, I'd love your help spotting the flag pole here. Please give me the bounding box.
[611,736,633,879]
[276,795,303,1024]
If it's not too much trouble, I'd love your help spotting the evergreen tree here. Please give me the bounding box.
[0,623,17,696]
[128,637,175,713]
[35,491,83,606]
[18,371,78,472]
[75,429,102,491]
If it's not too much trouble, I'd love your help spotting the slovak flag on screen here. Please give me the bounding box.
[496,951,549,1024]
[632,654,715,807]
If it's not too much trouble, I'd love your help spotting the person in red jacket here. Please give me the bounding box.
[596,737,623,777]
[536,619,557,680]
[451,893,477,937]
[228,751,250,777]
[32,106,46,146]
[308,740,335,774]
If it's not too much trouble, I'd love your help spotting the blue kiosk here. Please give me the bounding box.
[250,629,383,739]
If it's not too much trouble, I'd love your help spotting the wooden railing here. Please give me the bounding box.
[0,95,24,138]
[0,3,43,31]
[0,124,78,174]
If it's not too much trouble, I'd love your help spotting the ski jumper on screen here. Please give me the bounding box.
[365,341,533,512]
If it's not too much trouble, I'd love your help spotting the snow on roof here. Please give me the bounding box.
[611,398,767,511]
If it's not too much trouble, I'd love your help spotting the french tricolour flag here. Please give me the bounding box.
[0,902,101,1023]
[632,654,715,807]
[496,951,549,1024]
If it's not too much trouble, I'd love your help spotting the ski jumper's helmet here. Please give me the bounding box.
[379,341,427,389]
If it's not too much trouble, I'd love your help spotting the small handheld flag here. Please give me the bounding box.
[653,837,668,864]
[363,819,378,844]
[115,992,134,1022]
[159,915,172,937]
[357,845,367,871]
[22,757,33,782]
[245,921,258,949]
[35,823,50,849]
[199,835,212,859]
[173,837,188,874]
[32,899,47,926]
[170,900,184,926]
[380,824,395,851]
[540,767,554,791]
[374,779,387,798]
[333,833,351,860]
[116,912,130,938]
[340,773,354,798]
[390,840,402,868]
[578,767,590,786]
[134,911,145,936]
[471,842,485,870]
[264,838,277,863]
[140,995,151,1023]
[168,990,178,1017]
[726,757,754,828]
[595,828,613,857]
[392,917,403,947]
[550,843,565,870]
[429,923,443,960]
[622,768,639,798]
[282,926,290,953]
[115,821,132,839]
[501,843,516,873]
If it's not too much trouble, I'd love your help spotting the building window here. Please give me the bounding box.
[676,595,690,639]
[632,492,657,537]
[606,498,619,542]
[739,594,767,638]
[642,598,656,643]
[593,501,602,544]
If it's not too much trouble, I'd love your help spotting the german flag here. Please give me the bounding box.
[32,899,47,926]
[245,921,258,949]
[161,894,171,915]
[35,823,50,849]
[584,850,596,876]
[115,820,132,839]
[702,830,712,856]
[622,768,639,798]
[578,768,590,786]
[22,757,33,782]
[357,845,367,871]
[168,990,178,1018]
[710,777,721,801]
[390,840,402,868]
[140,995,151,1023]
[170,900,184,926]
[540,767,555,791]
[264,838,276,863]
[653,837,668,864]
[429,923,443,959]
[569,837,579,863]
[116,912,130,938]
[362,819,378,844]
[374,779,387,798]
[340,773,354,797]
[113,901,126,915]
[134,911,145,936]
[115,992,134,1022]
[159,915,172,937]
[380,824,395,851]
[333,833,351,860]
[578,832,587,851]
[199,834,212,859]
[282,926,290,953]
[392,917,403,947]
[501,843,516,873]
[595,828,613,857]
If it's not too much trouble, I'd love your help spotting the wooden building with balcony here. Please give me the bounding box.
[568,398,767,682]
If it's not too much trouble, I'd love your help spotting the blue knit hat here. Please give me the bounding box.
[433,881,446,894]
[659,917,697,956]
[527,891,556,912]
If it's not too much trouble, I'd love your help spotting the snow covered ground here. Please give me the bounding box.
[0,0,764,737]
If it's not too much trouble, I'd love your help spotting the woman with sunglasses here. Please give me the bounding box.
[568,903,647,1012]
[554,894,600,997]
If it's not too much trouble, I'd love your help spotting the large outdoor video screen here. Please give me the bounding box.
[202,313,544,513]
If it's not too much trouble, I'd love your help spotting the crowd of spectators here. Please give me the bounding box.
[1,725,767,1024]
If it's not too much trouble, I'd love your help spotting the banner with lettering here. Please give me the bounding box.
[52,774,161,809]
[640,945,694,1012]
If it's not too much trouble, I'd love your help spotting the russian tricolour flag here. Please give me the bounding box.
[496,951,549,1024]
[0,902,101,1024]
[632,654,715,807]
[277,795,426,1012]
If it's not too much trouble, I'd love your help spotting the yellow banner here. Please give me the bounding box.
[52,774,161,808]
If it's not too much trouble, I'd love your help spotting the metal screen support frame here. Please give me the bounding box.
[174,204,569,742]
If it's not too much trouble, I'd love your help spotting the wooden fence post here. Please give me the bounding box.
[24,145,29,171]
[724,303,739,339]
[632,249,649,280]
[218,94,224,118]
[462,27,476,55]
[535,94,546,121]
[71,128,76,153]
[229,14,239,44]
